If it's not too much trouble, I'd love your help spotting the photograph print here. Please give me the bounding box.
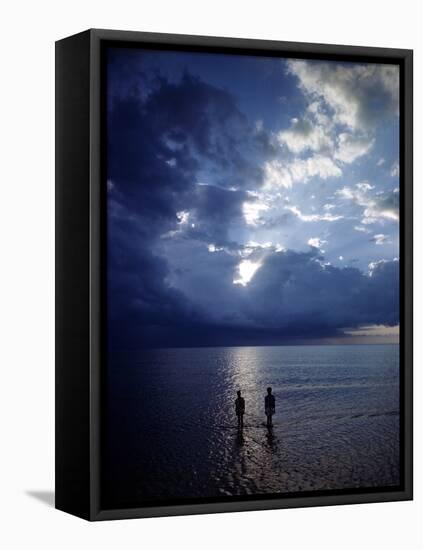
[103,44,402,510]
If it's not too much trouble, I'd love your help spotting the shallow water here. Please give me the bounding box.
[103,344,400,508]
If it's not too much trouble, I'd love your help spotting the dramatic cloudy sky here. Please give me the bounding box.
[106,47,400,349]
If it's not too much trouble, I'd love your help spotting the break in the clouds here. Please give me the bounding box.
[106,47,400,348]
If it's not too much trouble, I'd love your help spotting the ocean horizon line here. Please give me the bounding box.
[108,341,400,353]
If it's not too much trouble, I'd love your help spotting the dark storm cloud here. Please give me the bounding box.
[107,211,197,322]
[243,251,399,332]
[107,72,275,348]
[164,245,399,340]
[108,73,274,205]
[187,184,248,247]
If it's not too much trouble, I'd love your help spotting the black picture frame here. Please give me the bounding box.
[55,28,413,521]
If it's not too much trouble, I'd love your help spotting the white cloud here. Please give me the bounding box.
[278,124,374,167]
[377,158,385,166]
[307,100,332,127]
[242,200,269,226]
[290,155,342,181]
[247,240,270,248]
[354,225,371,233]
[208,244,224,253]
[176,210,190,224]
[336,185,399,224]
[336,187,355,200]
[277,117,333,154]
[287,60,399,132]
[308,237,327,249]
[390,161,399,177]
[368,258,390,275]
[334,133,374,163]
[287,205,343,222]
[263,160,293,189]
[356,182,374,192]
[263,154,341,190]
[372,233,390,245]
[241,241,285,259]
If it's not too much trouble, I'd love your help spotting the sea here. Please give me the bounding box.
[103,344,400,508]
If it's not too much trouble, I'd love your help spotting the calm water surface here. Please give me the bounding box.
[103,344,400,508]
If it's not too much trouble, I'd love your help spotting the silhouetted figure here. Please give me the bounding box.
[266,427,275,447]
[236,428,245,447]
[265,387,275,427]
[235,390,245,428]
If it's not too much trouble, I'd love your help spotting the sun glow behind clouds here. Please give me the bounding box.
[233,260,262,286]
[242,201,269,226]
[176,210,190,224]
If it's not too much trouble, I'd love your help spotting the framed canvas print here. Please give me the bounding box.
[55,29,413,520]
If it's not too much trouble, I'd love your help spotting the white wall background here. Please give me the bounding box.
[0,1,420,548]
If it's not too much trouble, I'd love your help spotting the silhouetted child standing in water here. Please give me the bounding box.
[265,387,275,427]
[235,390,245,428]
